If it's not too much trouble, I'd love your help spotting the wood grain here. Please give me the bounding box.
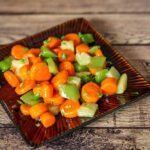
[0,14,150,45]
[0,0,150,14]
[0,128,149,149]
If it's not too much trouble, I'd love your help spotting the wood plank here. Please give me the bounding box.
[0,128,149,149]
[0,14,150,45]
[0,0,150,14]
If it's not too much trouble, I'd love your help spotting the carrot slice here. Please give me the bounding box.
[30,62,51,81]
[59,61,75,76]
[20,104,31,116]
[26,48,41,56]
[63,33,80,46]
[44,93,65,105]
[76,44,90,53]
[95,49,104,57]
[101,78,117,95]
[81,82,102,103]
[4,71,20,87]
[51,70,68,90]
[40,112,56,128]
[29,103,48,119]
[19,64,31,80]
[15,79,35,95]
[60,100,80,118]
[11,45,27,59]
[58,50,75,62]
[44,37,61,49]
[40,82,53,98]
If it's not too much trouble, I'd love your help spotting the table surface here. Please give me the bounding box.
[0,0,150,149]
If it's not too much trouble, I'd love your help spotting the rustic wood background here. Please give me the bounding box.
[0,0,150,149]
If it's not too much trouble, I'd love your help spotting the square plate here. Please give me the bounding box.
[0,18,150,147]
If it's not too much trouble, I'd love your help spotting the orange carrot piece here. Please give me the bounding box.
[59,61,75,76]
[11,45,27,59]
[60,100,80,118]
[101,78,117,95]
[51,70,68,90]
[20,104,31,116]
[15,79,35,95]
[63,33,80,46]
[81,82,102,103]
[76,44,90,53]
[40,112,56,128]
[19,65,31,80]
[44,37,61,49]
[4,71,20,87]
[95,49,104,57]
[44,93,65,105]
[58,50,75,62]
[30,62,51,81]
[29,103,48,119]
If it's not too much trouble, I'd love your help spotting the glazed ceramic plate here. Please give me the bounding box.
[0,18,149,147]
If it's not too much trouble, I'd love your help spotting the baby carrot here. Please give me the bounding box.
[20,104,31,116]
[4,71,20,87]
[51,70,68,90]
[59,61,75,76]
[44,93,65,105]
[30,62,51,81]
[40,82,53,98]
[81,82,102,103]
[19,65,31,80]
[76,44,90,53]
[11,45,27,59]
[44,37,61,49]
[95,49,104,57]
[63,33,80,46]
[40,112,56,128]
[58,50,75,62]
[15,79,35,95]
[60,100,80,118]
[29,103,48,119]
[101,78,117,95]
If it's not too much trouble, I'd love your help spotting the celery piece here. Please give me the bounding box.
[117,73,128,94]
[20,91,42,106]
[106,66,120,80]
[46,57,58,74]
[78,32,94,44]
[88,56,106,68]
[74,62,88,72]
[58,83,80,100]
[78,103,98,117]
[89,46,100,54]
[60,40,74,51]
[95,69,109,84]
[76,52,91,66]
[68,76,81,88]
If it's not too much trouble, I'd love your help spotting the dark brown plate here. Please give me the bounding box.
[0,18,149,147]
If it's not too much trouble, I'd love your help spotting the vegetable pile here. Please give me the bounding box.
[0,32,127,128]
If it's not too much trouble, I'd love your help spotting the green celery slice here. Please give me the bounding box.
[106,66,120,80]
[46,57,58,74]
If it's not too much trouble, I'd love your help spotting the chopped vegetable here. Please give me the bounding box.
[88,56,106,68]
[106,66,120,80]
[46,57,58,75]
[89,46,100,54]
[0,56,13,72]
[58,83,80,100]
[20,91,42,106]
[49,105,60,115]
[58,50,75,62]
[68,76,81,88]
[95,69,109,84]
[117,73,127,94]
[74,62,88,72]
[39,46,57,58]
[60,40,74,51]
[20,104,31,116]
[76,44,90,53]
[76,52,91,65]
[78,103,98,117]
[44,37,61,49]
[78,32,94,44]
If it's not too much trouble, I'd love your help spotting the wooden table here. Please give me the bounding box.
[0,0,150,149]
